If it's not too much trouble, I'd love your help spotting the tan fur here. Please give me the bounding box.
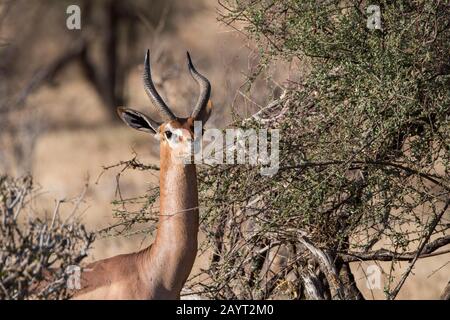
[73,118,201,300]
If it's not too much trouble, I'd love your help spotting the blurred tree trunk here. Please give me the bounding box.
[77,0,147,121]
[104,0,122,116]
[78,0,123,122]
[2,0,170,122]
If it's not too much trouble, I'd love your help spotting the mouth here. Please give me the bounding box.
[178,152,192,158]
[173,151,194,164]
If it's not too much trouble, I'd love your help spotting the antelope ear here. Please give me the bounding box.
[196,100,213,124]
[117,107,160,134]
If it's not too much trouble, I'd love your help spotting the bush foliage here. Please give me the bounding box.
[0,176,94,299]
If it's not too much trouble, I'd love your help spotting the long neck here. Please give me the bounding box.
[141,145,199,298]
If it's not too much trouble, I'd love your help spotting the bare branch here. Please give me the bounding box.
[388,200,450,300]
[341,235,450,262]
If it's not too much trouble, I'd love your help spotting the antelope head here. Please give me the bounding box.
[117,50,212,162]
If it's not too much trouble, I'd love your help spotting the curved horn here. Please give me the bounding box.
[143,50,176,120]
[186,52,211,119]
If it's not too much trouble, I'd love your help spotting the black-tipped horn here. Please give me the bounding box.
[187,52,211,119]
[143,50,176,120]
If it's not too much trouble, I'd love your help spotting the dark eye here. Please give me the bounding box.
[164,131,172,139]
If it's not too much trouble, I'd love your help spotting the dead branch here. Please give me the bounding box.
[341,235,450,262]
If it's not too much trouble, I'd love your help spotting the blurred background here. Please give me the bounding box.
[0,0,447,299]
